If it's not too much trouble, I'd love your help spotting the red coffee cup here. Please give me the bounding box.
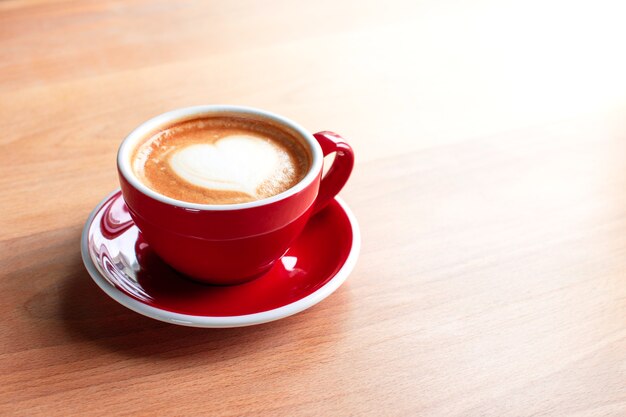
[117,105,354,285]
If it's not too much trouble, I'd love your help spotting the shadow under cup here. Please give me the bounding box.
[117,105,353,285]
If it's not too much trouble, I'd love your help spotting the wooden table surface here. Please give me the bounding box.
[2,0,626,415]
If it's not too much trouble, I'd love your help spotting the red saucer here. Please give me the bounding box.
[81,190,360,327]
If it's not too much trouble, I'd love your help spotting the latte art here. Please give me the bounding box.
[131,117,310,205]
[169,135,283,198]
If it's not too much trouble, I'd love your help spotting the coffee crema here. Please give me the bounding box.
[131,117,310,205]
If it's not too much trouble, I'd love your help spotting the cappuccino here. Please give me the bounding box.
[131,117,310,204]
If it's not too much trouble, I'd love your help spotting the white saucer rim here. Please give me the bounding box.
[80,189,360,328]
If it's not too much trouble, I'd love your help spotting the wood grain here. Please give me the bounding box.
[1,0,626,416]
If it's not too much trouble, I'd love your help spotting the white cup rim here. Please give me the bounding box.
[117,105,323,211]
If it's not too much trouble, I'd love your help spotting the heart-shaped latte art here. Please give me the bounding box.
[169,135,280,197]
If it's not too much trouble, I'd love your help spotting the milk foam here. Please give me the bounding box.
[169,134,281,197]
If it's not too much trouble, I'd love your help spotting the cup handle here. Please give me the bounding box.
[311,131,354,214]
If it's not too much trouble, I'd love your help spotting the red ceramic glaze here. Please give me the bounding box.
[116,106,354,284]
[86,191,355,317]
[119,173,319,283]
[312,131,355,214]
